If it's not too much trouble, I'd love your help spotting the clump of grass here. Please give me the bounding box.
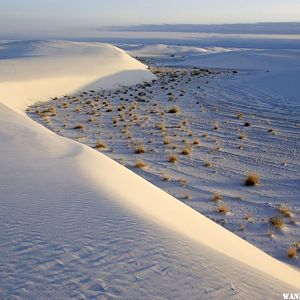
[178,179,187,187]
[217,203,230,214]
[157,123,165,131]
[237,112,244,119]
[239,223,246,231]
[183,193,191,200]
[163,137,170,145]
[278,204,292,218]
[42,116,50,123]
[88,117,95,122]
[167,106,180,114]
[119,112,126,122]
[213,121,220,130]
[213,192,222,201]
[73,124,84,130]
[238,133,246,140]
[135,145,146,154]
[204,160,213,168]
[40,106,57,116]
[181,147,191,155]
[287,246,298,258]
[135,160,147,169]
[162,174,171,181]
[244,173,260,186]
[95,141,107,149]
[169,154,178,163]
[193,139,201,145]
[113,117,118,125]
[269,216,285,229]
[244,213,254,222]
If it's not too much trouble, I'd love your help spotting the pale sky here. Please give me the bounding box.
[0,0,300,38]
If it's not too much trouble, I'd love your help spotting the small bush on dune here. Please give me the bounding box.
[269,216,285,229]
[167,106,180,114]
[287,246,298,258]
[181,147,191,155]
[213,192,222,201]
[238,133,246,140]
[204,160,213,168]
[73,124,84,130]
[217,203,230,214]
[244,173,260,186]
[179,179,187,187]
[162,174,171,181]
[183,193,191,200]
[135,145,146,154]
[113,117,118,125]
[237,112,244,119]
[278,204,292,218]
[95,141,107,149]
[163,137,170,145]
[169,154,178,163]
[213,121,220,130]
[157,123,165,131]
[135,160,147,169]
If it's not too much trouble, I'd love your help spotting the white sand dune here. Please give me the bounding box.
[127,43,241,57]
[128,43,300,105]
[0,40,299,298]
[0,40,154,113]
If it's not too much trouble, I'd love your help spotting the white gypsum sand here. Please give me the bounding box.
[29,66,300,268]
[0,40,299,298]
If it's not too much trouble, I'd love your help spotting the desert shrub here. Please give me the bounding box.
[163,137,170,145]
[162,175,171,181]
[169,154,178,163]
[157,123,165,131]
[238,133,246,140]
[113,117,118,125]
[213,192,222,201]
[237,112,244,119]
[278,204,292,218]
[213,121,220,130]
[181,147,191,155]
[244,173,260,186]
[167,106,180,114]
[217,203,230,214]
[73,124,84,130]
[269,216,285,229]
[183,194,191,200]
[95,141,107,149]
[135,160,147,168]
[135,145,146,154]
[204,160,213,168]
[287,246,297,258]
